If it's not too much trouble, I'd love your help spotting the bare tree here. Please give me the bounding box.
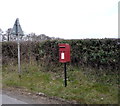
[6,28,12,41]
[0,28,3,42]
[0,29,8,42]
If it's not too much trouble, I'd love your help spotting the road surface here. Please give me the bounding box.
[1,87,76,104]
[1,93,27,104]
[0,93,1,105]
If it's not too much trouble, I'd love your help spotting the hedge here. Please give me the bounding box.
[2,39,120,71]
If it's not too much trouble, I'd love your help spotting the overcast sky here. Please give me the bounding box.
[0,0,118,39]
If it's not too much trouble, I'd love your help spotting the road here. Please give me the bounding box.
[0,93,1,105]
[1,93,27,104]
[1,87,75,104]
[1,88,70,104]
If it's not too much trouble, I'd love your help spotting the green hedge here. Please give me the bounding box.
[2,39,119,71]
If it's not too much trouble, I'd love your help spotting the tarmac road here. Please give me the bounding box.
[1,87,74,104]
[1,93,27,104]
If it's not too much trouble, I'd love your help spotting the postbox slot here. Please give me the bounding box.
[59,46,65,48]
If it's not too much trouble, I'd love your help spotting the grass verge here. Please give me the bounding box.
[2,63,118,104]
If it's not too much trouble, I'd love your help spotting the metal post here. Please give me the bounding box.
[11,18,23,78]
[17,34,21,77]
[64,63,67,87]
[16,19,21,78]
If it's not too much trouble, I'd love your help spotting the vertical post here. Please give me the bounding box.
[17,34,21,78]
[16,19,21,78]
[64,63,67,87]
[8,32,10,41]
[118,2,120,44]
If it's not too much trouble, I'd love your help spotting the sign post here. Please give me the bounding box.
[11,18,24,77]
[58,44,70,87]
[17,32,21,77]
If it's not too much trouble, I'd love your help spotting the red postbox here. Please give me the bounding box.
[58,44,70,63]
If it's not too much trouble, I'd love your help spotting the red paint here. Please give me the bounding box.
[58,44,70,63]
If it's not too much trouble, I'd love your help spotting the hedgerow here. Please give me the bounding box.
[2,39,119,72]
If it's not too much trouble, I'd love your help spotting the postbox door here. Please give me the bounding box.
[59,44,70,63]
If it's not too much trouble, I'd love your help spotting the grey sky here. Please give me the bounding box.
[0,0,118,39]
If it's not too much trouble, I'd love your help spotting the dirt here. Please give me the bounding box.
[2,87,77,104]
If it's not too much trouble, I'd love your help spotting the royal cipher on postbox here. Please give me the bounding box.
[58,44,70,63]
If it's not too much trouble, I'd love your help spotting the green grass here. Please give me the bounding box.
[2,63,118,104]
